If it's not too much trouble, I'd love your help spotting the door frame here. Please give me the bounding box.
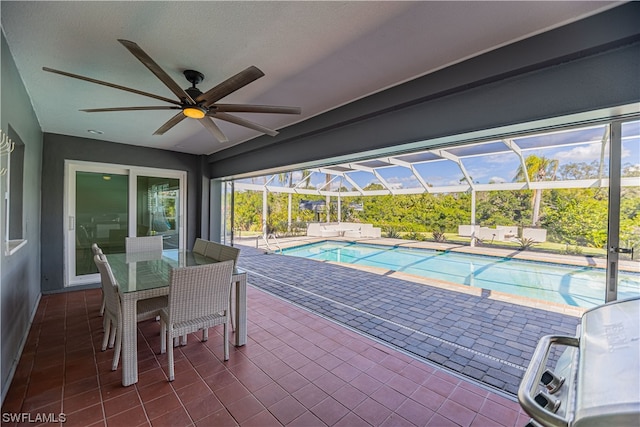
[63,160,187,287]
[604,119,638,302]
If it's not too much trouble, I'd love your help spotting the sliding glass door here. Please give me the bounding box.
[606,119,640,302]
[65,161,186,287]
[136,175,181,249]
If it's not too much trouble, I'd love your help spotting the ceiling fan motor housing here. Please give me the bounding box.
[184,69,204,85]
[183,70,205,104]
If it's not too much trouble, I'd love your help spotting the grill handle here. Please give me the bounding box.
[518,334,579,427]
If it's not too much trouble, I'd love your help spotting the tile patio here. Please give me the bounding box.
[2,287,532,426]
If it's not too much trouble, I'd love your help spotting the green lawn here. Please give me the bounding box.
[402,232,607,257]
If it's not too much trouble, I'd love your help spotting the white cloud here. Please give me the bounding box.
[483,153,519,164]
[386,175,420,188]
[621,147,634,160]
[489,176,507,183]
[554,144,604,162]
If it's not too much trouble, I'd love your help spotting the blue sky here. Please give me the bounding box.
[241,121,640,190]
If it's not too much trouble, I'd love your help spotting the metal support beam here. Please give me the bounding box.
[605,121,622,303]
[386,157,431,192]
[503,138,531,186]
[262,188,268,240]
[432,149,475,190]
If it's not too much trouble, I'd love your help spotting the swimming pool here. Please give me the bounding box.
[281,241,640,308]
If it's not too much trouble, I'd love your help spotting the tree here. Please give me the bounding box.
[476,190,530,226]
[514,155,558,226]
[233,190,263,231]
[557,160,600,180]
[543,188,608,247]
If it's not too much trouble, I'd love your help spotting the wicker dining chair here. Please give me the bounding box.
[193,238,208,255]
[203,244,241,335]
[93,253,168,371]
[203,241,221,260]
[218,245,240,267]
[125,235,163,253]
[159,260,234,381]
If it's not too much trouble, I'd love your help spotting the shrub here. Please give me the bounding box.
[406,231,425,241]
[515,236,538,250]
[562,244,584,255]
[432,231,446,242]
[384,227,401,238]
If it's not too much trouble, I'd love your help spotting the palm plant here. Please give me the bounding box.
[514,155,558,226]
[515,236,538,250]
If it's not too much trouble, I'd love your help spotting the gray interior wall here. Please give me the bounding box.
[40,134,202,293]
[207,2,640,178]
[209,180,222,242]
[197,155,210,240]
[1,31,44,401]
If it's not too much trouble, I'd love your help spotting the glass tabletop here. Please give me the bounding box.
[107,249,219,293]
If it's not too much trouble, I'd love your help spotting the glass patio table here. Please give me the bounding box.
[107,249,247,386]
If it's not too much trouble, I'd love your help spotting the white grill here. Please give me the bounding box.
[518,297,640,427]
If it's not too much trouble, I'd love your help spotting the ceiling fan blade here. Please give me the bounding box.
[118,39,196,105]
[153,112,187,135]
[197,66,265,107]
[81,106,180,113]
[199,118,229,143]
[212,104,301,114]
[211,112,279,137]
[43,67,181,105]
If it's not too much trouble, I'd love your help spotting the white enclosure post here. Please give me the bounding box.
[326,195,330,222]
[470,190,477,247]
[287,193,292,232]
[262,188,268,240]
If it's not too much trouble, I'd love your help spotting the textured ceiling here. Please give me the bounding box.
[1,1,621,155]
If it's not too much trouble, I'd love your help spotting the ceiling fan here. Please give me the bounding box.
[43,39,301,143]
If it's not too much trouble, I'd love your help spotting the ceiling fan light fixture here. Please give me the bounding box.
[44,41,300,146]
[183,106,206,119]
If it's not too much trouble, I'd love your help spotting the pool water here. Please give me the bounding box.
[281,241,640,308]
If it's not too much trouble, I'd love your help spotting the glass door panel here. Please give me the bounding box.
[136,176,180,249]
[70,167,128,285]
[612,120,640,301]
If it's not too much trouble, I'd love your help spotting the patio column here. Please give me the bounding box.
[288,193,292,232]
[337,193,342,223]
[263,188,268,240]
[326,195,330,223]
[470,189,477,247]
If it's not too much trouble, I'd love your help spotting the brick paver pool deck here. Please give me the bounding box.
[236,241,582,396]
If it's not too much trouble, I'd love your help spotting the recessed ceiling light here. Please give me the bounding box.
[88,129,104,135]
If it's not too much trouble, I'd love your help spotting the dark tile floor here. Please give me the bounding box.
[2,286,530,426]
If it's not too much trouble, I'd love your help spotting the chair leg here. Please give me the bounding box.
[223,321,229,361]
[101,317,111,351]
[160,320,167,354]
[108,320,117,349]
[229,284,235,332]
[202,328,208,342]
[112,319,122,371]
[168,329,175,382]
[99,293,105,316]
